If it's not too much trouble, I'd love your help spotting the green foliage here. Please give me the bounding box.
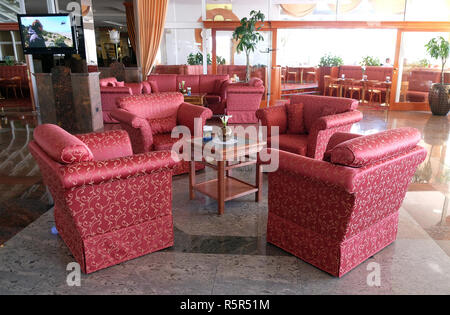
[418,58,430,67]
[4,56,15,66]
[187,52,225,65]
[54,37,66,47]
[425,36,449,83]
[232,10,265,56]
[360,55,381,66]
[318,54,344,67]
[232,10,265,81]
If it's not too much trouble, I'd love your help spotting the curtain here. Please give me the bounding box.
[124,2,136,54]
[137,0,168,77]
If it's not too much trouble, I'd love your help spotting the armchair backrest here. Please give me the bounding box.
[117,92,184,119]
[290,95,359,133]
[408,69,441,92]
[147,74,230,94]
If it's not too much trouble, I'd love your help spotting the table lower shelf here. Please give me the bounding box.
[193,176,258,202]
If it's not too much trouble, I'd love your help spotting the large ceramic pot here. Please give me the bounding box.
[428,83,450,116]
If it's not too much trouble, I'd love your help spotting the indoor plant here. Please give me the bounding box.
[317,53,343,94]
[187,52,226,65]
[425,36,449,115]
[360,55,381,67]
[232,10,265,82]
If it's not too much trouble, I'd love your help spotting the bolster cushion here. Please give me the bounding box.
[33,124,94,164]
[330,127,421,167]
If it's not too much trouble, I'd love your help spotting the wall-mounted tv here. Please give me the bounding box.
[17,14,76,55]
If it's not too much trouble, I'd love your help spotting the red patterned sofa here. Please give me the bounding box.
[147,74,230,115]
[99,77,150,123]
[266,128,427,277]
[226,78,265,124]
[29,124,177,273]
[111,92,212,175]
[256,95,362,160]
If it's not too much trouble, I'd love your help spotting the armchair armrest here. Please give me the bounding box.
[314,110,363,131]
[75,130,133,161]
[307,111,363,160]
[100,86,132,94]
[276,149,357,193]
[111,109,153,154]
[177,102,213,136]
[60,151,177,190]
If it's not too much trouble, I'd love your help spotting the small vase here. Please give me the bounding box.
[221,126,232,141]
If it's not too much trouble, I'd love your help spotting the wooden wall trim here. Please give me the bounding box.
[0,23,19,31]
[203,20,450,31]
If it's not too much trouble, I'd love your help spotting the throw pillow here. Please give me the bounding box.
[149,81,160,93]
[147,115,177,135]
[116,81,125,87]
[214,79,228,95]
[286,102,305,134]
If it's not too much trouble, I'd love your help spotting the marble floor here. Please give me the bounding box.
[0,109,450,295]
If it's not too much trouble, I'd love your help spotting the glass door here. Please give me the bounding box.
[392,31,450,111]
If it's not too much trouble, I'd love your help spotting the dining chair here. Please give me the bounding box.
[367,80,382,104]
[343,79,361,101]
[324,75,340,97]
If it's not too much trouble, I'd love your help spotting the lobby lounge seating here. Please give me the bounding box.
[29,124,177,273]
[147,74,230,115]
[266,128,427,277]
[112,92,212,175]
[406,69,441,102]
[256,95,362,160]
[226,78,265,124]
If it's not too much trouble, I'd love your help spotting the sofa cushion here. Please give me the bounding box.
[256,106,287,137]
[33,124,94,164]
[116,81,125,87]
[147,74,177,92]
[330,127,421,167]
[286,102,305,134]
[142,81,151,94]
[268,134,308,156]
[149,81,160,93]
[198,75,229,93]
[100,77,117,87]
[147,114,177,135]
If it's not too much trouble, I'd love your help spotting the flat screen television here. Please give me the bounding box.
[17,14,76,55]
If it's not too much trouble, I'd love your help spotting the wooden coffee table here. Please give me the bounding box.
[186,137,266,215]
[183,93,206,106]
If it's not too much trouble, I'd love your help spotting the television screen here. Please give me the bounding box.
[18,14,75,54]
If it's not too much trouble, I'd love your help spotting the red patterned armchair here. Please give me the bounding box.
[256,95,362,160]
[226,78,265,124]
[111,92,213,175]
[29,124,177,273]
[266,128,427,277]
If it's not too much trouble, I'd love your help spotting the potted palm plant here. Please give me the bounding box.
[232,10,265,82]
[425,36,449,116]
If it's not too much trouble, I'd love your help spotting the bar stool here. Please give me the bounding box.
[367,80,382,104]
[324,75,339,97]
[287,67,298,83]
[4,76,24,98]
[343,79,361,101]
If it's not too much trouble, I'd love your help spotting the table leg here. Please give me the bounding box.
[256,158,262,203]
[218,160,225,215]
[189,160,196,200]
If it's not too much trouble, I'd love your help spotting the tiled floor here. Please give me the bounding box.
[0,108,449,294]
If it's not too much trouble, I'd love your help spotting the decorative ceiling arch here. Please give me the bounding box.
[328,0,362,13]
[280,4,317,17]
[195,8,240,51]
